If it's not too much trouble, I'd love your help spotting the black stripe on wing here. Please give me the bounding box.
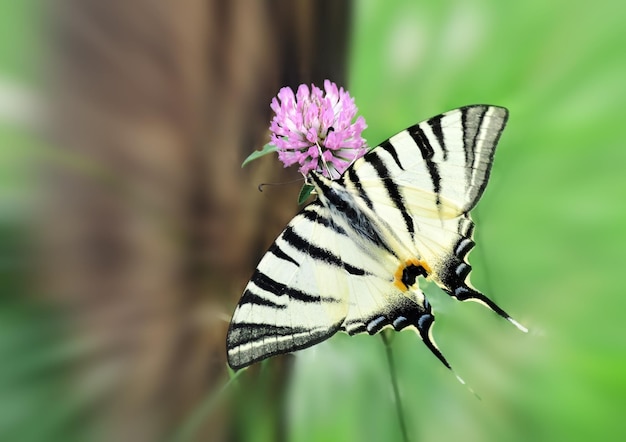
[459,105,508,209]
[239,288,286,309]
[301,203,349,236]
[362,153,415,236]
[461,106,485,183]
[227,321,343,370]
[268,243,299,267]
[407,124,442,206]
[250,269,341,304]
[282,226,367,276]
[427,114,447,160]
[308,173,393,254]
[347,167,374,209]
[229,321,310,336]
[379,139,404,171]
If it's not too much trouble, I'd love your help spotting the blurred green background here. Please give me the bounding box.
[1,0,625,441]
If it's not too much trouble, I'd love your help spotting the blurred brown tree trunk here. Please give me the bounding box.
[42,0,352,440]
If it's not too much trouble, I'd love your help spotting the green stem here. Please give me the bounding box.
[172,366,246,442]
[381,330,410,442]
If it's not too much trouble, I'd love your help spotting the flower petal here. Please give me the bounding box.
[267,80,368,179]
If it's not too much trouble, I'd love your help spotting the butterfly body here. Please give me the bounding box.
[227,105,525,371]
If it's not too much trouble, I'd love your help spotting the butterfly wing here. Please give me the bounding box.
[227,200,446,370]
[339,105,524,326]
[227,202,344,369]
[349,105,506,217]
[227,104,523,371]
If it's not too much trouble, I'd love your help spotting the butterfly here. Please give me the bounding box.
[226,105,526,371]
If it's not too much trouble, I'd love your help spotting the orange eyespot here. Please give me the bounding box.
[393,258,431,291]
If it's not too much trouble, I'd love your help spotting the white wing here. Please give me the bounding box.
[334,105,525,327]
[227,201,448,370]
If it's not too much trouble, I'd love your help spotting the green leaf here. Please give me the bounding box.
[298,184,315,205]
[241,143,276,168]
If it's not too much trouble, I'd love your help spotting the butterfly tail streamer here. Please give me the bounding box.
[450,285,528,333]
[410,308,474,391]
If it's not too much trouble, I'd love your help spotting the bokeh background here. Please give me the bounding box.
[1,0,625,441]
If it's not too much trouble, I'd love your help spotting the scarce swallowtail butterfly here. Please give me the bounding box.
[227,104,526,371]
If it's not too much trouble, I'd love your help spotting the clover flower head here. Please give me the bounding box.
[269,80,367,179]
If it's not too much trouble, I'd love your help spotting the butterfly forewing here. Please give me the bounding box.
[362,105,507,214]
[228,200,401,369]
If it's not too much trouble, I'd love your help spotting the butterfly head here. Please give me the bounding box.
[307,171,345,206]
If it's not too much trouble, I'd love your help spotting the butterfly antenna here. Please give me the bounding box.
[257,177,305,192]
